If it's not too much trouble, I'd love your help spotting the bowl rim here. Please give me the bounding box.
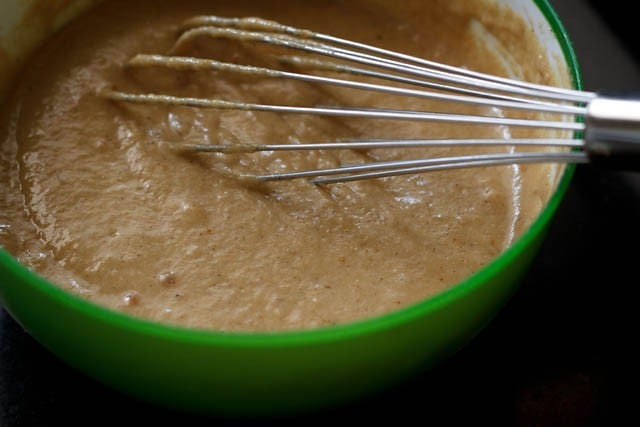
[0,0,582,347]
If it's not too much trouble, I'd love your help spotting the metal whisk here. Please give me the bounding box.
[101,16,640,184]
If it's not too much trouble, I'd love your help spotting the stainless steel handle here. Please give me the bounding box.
[585,93,640,170]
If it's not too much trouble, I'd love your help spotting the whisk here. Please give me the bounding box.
[101,16,640,184]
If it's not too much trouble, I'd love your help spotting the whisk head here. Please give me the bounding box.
[101,15,591,184]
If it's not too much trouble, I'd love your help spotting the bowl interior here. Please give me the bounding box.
[0,0,581,342]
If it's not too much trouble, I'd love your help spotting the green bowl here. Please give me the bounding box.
[0,0,581,417]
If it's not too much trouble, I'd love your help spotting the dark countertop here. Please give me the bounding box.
[2,0,639,425]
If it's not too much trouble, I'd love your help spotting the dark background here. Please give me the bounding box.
[1,0,639,425]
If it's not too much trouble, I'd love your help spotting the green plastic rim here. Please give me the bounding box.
[0,0,582,347]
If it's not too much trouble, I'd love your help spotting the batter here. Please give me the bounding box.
[0,0,564,331]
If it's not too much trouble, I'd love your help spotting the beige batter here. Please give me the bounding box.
[0,0,563,331]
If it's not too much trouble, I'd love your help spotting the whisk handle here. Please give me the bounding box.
[585,93,640,171]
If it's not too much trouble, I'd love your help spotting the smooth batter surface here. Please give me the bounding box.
[0,0,563,331]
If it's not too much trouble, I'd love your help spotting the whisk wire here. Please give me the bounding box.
[180,16,594,102]
[251,151,590,184]
[173,25,591,104]
[128,54,586,115]
[101,89,584,130]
